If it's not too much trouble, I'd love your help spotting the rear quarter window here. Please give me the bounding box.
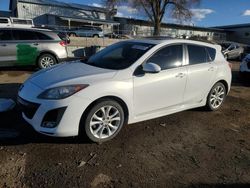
[36,32,53,40]
[206,47,216,61]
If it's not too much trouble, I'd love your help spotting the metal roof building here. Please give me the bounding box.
[9,0,119,28]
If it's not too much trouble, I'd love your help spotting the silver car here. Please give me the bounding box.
[68,26,104,38]
[221,42,244,60]
[0,28,68,69]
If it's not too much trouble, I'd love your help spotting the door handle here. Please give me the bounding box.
[33,43,39,46]
[0,44,7,47]
[176,73,185,78]
[208,67,214,71]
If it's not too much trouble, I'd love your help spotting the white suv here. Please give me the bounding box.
[18,39,232,142]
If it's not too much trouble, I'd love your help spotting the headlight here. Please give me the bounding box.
[38,84,89,99]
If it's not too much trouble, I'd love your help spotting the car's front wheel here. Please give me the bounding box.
[206,82,226,111]
[84,100,125,142]
[37,54,57,69]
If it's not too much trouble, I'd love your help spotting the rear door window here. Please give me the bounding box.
[188,45,209,65]
[12,30,38,40]
[0,30,12,40]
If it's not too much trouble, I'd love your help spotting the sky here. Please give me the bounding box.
[0,0,250,27]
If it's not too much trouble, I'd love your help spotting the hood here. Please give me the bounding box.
[27,61,117,89]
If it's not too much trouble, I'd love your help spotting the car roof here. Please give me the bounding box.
[1,27,53,32]
[129,38,218,48]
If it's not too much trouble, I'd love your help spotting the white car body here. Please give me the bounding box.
[18,39,232,138]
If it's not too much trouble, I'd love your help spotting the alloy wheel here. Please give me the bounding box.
[209,85,225,109]
[89,105,121,139]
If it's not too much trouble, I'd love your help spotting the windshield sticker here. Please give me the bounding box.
[131,45,151,51]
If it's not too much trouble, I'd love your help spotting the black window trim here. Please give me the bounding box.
[10,29,53,41]
[185,43,216,66]
[0,28,14,41]
[142,43,185,71]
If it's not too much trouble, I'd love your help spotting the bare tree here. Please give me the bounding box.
[104,0,200,36]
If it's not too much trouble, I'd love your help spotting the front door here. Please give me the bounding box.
[133,44,187,117]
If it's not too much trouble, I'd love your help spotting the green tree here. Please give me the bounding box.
[104,0,200,36]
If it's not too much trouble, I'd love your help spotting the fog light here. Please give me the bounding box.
[41,107,67,128]
[42,121,57,128]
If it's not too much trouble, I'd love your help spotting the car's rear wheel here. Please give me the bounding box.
[84,100,125,142]
[206,82,226,111]
[37,54,57,69]
[69,33,77,37]
[93,34,99,38]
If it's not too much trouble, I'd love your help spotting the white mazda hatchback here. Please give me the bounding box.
[18,39,232,142]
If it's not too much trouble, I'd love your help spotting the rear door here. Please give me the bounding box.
[12,29,40,66]
[183,44,217,104]
[0,29,17,66]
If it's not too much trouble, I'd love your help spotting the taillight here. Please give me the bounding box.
[228,62,233,69]
[59,41,66,47]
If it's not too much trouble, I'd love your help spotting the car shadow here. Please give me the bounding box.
[0,66,36,72]
[232,70,250,87]
[187,183,250,188]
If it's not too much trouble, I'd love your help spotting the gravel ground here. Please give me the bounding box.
[0,61,249,188]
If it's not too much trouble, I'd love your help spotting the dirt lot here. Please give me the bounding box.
[0,62,249,188]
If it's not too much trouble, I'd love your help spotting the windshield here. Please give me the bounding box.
[85,41,155,70]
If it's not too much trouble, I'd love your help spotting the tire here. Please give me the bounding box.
[83,100,125,143]
[69,33,77,37]
[37,54,57,69]
[93,34,99,38]
[206,82,226,111]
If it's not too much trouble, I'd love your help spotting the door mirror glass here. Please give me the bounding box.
[143,63,161,73]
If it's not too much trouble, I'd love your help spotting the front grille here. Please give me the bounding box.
[247,61,250,69]
[17,96,40,119]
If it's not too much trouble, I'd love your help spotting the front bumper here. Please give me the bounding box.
[18,82,92,137]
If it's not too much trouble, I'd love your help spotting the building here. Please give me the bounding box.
[114,17,227,41]
[0,11,11,17]
[9,0,119,31]
[215,24,250,44]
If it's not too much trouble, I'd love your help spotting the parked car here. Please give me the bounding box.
[0,28,68,69]
[18,39,232,142]
[0,17,34,28]
[68,26,104,38]
[220,42,244,60]
[239,54,250,79]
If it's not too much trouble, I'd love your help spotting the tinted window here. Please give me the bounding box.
[12,30,38,40]
[146,45,183,70]
[36,32,52,40]
[0,30,12,40]
[188,45,208,65]
[206,47,216,61]
[0,19,9,24]
[12,19,32,25]
[85,42,154,70]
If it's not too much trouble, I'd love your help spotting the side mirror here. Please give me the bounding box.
[143,63,161,73]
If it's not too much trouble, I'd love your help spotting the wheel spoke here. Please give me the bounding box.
[93,124,103,135]
[108,123,118,130]
[111,116,121,122]
[93,114,103,121]
[90,121,102,126]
